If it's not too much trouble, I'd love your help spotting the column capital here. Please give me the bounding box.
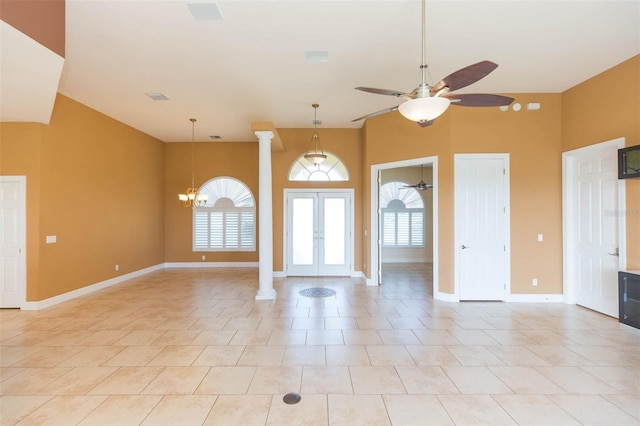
[254,130,274,141]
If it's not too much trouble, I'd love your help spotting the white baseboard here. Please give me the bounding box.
[164,262,258,268]
[382,259,432,264]
[432,293,564,303]
[435,292,459,302]
[272,271,364,279]
[507,293,564,303]
[22,263,165,311]
[25,263,563,311]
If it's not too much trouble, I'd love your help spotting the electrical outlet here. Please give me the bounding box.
[532,278,538,286]
[538,234,543,242]
[115,265,119,271]
[202,255,206,261]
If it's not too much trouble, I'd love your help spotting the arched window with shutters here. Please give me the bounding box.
[380,181,425,248]
[193,177,255,251]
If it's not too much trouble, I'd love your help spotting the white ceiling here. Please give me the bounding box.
[8,1,640,142]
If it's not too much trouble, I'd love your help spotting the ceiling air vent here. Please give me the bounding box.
[145,93,169,101]
[187,3,224,21]
[305,51,330,63]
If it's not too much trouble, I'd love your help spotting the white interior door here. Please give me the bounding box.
[567,142,622,317]
[286,191,351,276]
[455,154,510,301]
[1,176,26,308]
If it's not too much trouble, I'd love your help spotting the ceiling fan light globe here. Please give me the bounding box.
[398,97,450,122]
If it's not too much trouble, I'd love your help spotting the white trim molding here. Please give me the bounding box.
[164,262,258,268]
[435,292,459,303]
[22,264,165,310]
[507,294,564,303]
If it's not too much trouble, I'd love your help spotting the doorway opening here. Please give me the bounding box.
[370,157,438,298]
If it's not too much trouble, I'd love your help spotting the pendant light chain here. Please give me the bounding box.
[190,118,196,190]
[420,0,427,87]
[178,118,208,207]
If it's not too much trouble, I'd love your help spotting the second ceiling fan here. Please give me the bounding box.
[352,0,514,127]
[401,164,432,191]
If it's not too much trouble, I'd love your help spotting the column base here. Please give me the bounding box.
[255,288,277,300]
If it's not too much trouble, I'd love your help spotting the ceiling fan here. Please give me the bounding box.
[352,0,514,127]
[401,164,432,191]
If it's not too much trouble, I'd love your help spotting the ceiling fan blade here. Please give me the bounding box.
[351,105,399,122]
[447,93,515,107]
[355,87,411,98]
[431,60,499,93]
[417,119,435,128]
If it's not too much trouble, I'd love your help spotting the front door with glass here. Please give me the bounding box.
[286,191,352,276]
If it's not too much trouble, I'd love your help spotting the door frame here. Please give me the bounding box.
[562,137,627,305]
[0,175,27,309]
[454,153,511,301]
[283,188,355,277]
[370,156,438,296]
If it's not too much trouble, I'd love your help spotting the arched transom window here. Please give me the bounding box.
[380,181,425,248]
[288,151,349,181]
[193,177,255,251]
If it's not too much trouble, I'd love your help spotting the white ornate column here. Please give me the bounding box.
[255,131,276,300]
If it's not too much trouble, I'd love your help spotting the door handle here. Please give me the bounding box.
[461,245,470,249]
[608,248,619,256]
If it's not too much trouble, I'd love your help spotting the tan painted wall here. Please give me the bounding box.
[0,122,43,300]
[1,94,165,300]
[164,142,259,262]
[2,56,636,302]
[163,128,363,273]
[363,112,455,291]
[452,94,563,295]
[273,128,363,273]
[363,94,563,295]
[562,55,640,269]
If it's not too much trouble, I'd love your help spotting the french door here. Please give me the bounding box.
[455,154,510,301]
[285,191,352,276]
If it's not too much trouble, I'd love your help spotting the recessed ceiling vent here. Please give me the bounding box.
[187,3,224,21]
[305,51,330,63]
[145,93,169,101]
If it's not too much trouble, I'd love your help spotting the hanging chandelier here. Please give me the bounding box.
[303,103,327,165]
[178,118,208,207]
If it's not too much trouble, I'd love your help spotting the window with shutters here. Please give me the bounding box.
[193,177,255,252]
[380,181,424,248]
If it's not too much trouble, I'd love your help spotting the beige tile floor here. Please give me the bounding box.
[1,264,639,425]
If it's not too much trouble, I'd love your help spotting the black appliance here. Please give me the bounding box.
[619,270,640,329]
